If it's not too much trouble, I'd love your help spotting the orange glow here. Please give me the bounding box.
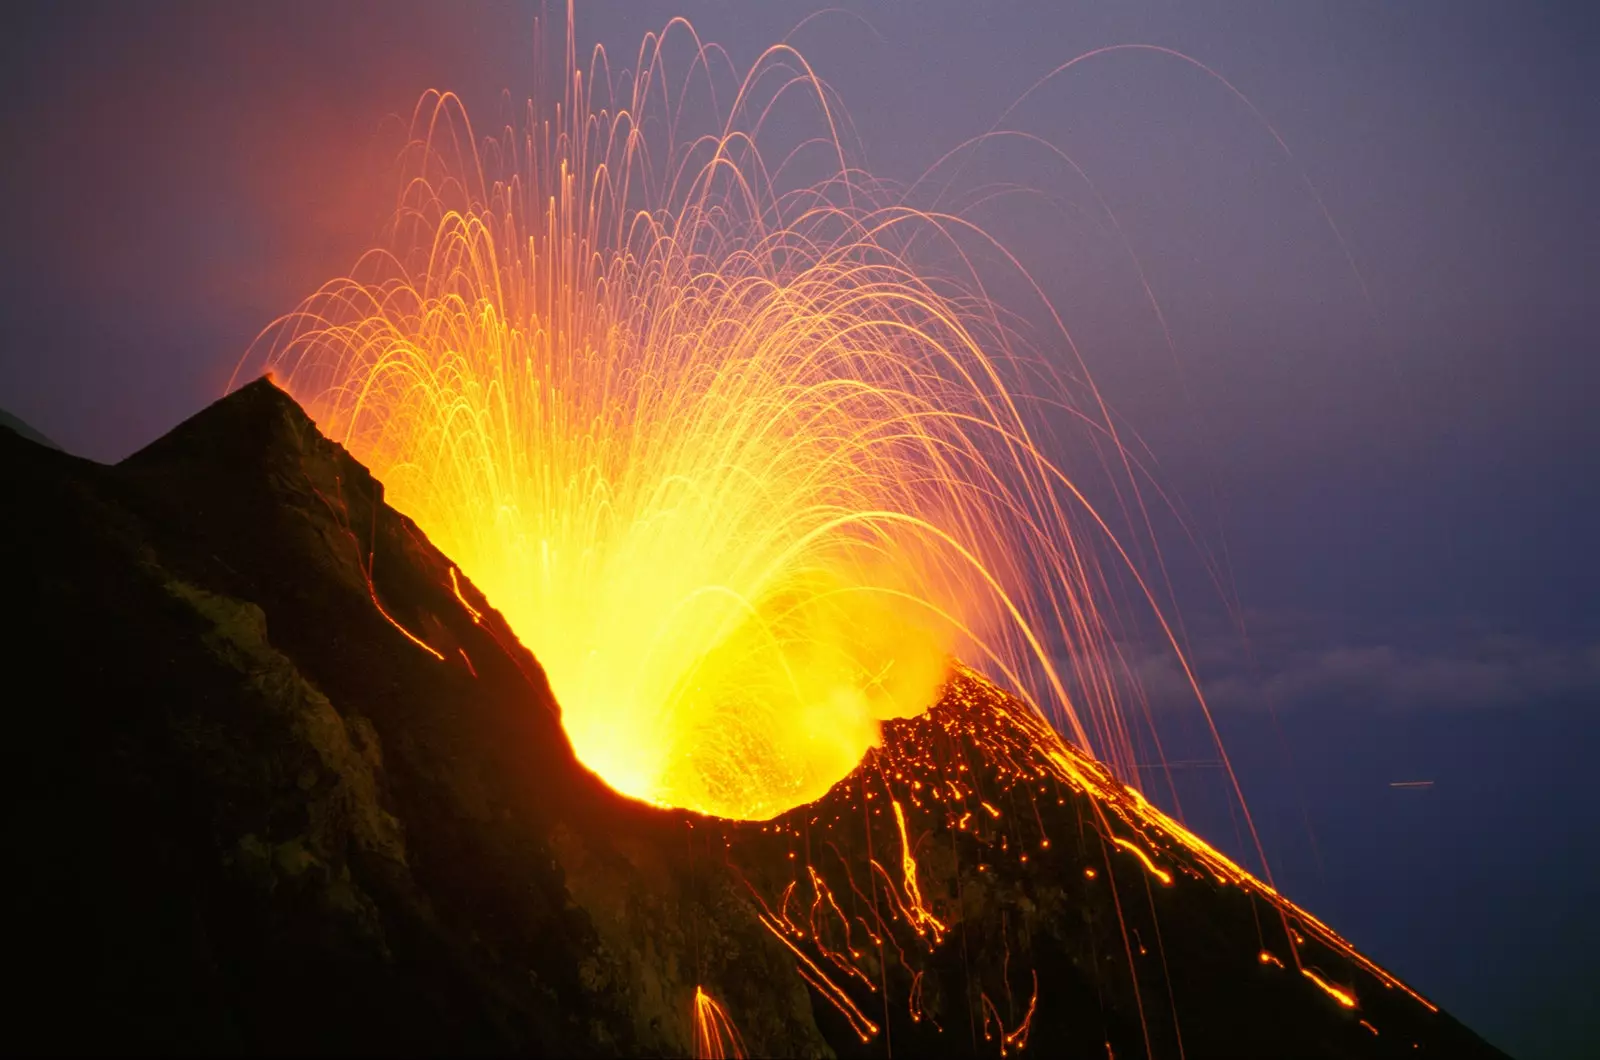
[1302,967,1357,1009]
[890,796,947,942]
[692,986,747,1060]
[908,969,932,1025]
[980,970,1039,1056]
[310,480,445,661]
[247,10,1179,821]
[368,582,444,661]
[757,912,879,1041]
[449,566,483,623]
[1007,972,1040,1054]
[1112,836,1173,886]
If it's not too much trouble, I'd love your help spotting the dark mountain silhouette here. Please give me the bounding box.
[0,406,59,450]
[2,379,1505,1058]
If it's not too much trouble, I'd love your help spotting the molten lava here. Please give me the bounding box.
[248,18,1159,822]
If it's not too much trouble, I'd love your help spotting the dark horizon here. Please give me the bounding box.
[1,4,1594,1056]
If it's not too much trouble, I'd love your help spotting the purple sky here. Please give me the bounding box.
[1,4,1593,1055]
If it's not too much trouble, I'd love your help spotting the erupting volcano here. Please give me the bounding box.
[4,9,1514,1060]
[246,17,1188,826]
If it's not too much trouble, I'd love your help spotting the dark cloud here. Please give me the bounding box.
[1219,634,1598,714]
[1104,616,1600,720]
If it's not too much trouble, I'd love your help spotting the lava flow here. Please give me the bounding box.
[247,10,1180,823]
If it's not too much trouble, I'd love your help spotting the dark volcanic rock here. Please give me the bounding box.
[0,406,58,450]
[2,380,1505,1058]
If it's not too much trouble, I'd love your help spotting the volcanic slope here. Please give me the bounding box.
[2,378,1504,1058]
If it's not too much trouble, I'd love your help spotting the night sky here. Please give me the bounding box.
[2,4,1594,1056]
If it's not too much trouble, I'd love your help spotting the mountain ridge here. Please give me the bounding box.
[1,377,1505,1057]
[0,406,60,450]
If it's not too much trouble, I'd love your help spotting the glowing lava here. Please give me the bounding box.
[248,14,1155,821]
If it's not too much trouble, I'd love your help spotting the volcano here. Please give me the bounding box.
[3,379,1503,1058]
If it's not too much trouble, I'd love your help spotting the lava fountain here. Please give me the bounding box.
[246,16,1160,821]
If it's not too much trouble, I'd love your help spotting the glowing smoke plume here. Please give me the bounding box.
[248,17,1147,820]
